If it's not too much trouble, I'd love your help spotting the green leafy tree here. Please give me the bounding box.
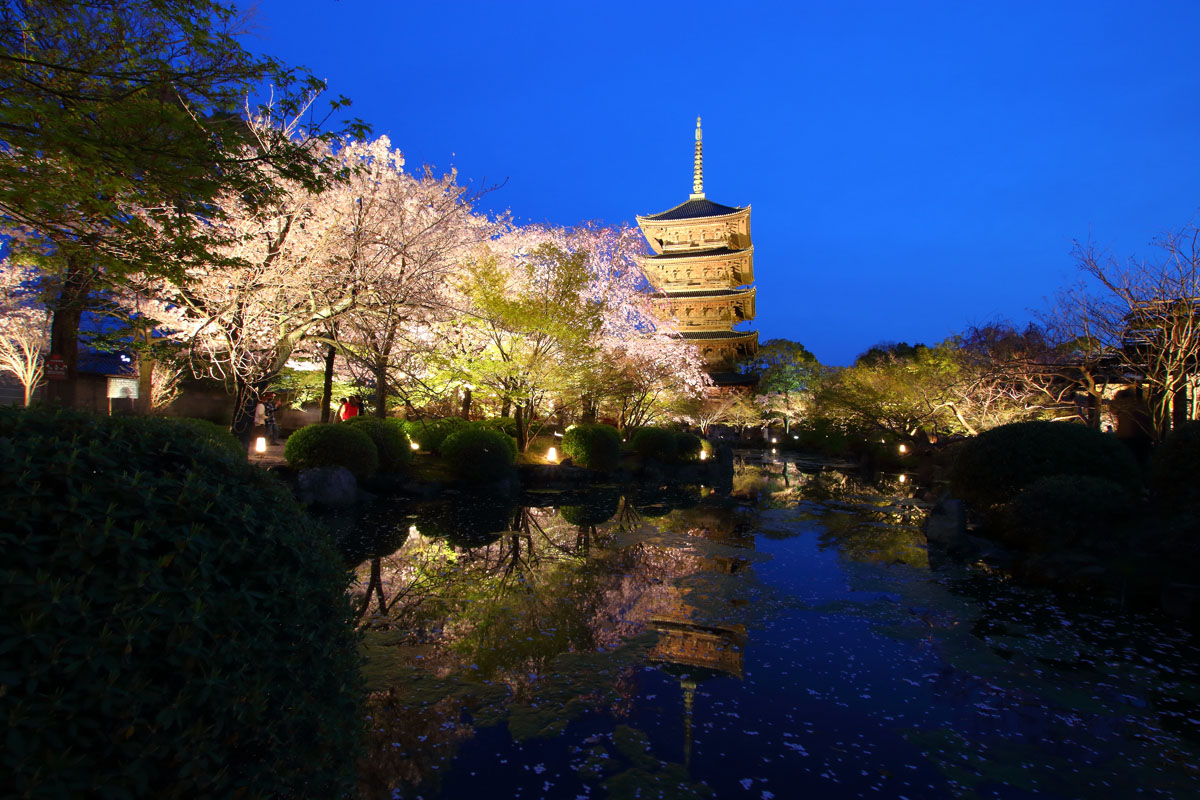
[742,338,822,432]
[453,240,602,450]
[0,0,361,405]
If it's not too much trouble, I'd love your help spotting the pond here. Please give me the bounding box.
[337,456,1200,799]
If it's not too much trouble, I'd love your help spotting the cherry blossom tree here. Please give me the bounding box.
[328,138,502,418]
[0,259,49,405]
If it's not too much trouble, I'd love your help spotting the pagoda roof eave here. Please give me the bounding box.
[652,287,756,300]
[679,329,759,342]
[636,203,750,226]
[641,245,754,263]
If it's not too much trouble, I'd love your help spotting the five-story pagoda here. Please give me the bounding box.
[637,117,758,382]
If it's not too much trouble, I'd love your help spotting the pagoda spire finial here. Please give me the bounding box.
[690,116,705,200]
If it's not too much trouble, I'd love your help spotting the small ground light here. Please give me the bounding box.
[699,450,708,460]
[898,443,908,454]
[547,446,558,463]
[410,441,420,450]
[899,474,907,483]
[771,437,778,443]
[255,437,266,454]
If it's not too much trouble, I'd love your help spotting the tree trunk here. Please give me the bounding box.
[460,387,472,419]
[373,362,388,419]
[515,403,527,452]
[46,261,90,408]
[320,342,336,423]
[581,394,596,424]
[500,398,511,418]
[135,327,153,415]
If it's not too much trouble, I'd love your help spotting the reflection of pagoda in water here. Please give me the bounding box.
[636,117,758,383]
[645,505,752,768]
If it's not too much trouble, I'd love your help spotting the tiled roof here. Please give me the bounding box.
[651,288,751,299]
[642,198,742,221]
[645,247,742,260]
[679,330,758,341]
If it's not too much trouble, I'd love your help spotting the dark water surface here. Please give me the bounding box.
[342,458,1200,799]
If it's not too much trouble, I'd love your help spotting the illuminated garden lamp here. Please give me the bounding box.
[899,474,908,484]
[410,441,421,451]
[898,443,908,454]
[699,449,708,461]
[547,446,558,463]
[255,436,267,454]
[771,437,778,444]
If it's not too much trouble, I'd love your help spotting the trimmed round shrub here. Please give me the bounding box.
[284,422,379,479]
[949,420,1141,512]
[561,423,622,472]
[473,416,518,438]
[166,416,243,457]
[1149,421,1200,511]
[344,416,412,473]
[1002,475,1136,551]
[631,426,679,461]
[441,426,517,484]
[675,431,704,461]
[0,407,362,799]
[404,417,469,454]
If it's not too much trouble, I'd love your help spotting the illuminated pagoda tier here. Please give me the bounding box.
[636,117,758,382]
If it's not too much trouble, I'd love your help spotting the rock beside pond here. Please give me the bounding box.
[297,466,360,508]
[924,497,972,553]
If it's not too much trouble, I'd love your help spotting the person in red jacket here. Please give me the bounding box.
[338,397,360,421]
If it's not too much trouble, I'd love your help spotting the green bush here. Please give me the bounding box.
[675,431,704,461]
[441,426,517,484]
[345,416,412,473]
[404,417,469,454]
[561,423,622,472]
[473,416,518,438]
[949,420,1141,512]
[0,407,362,799]
[630,426,679,461]
[167,416,243,457]
[1149,421,1200,511]
[284,423,379,479]
[1002,475,1136,551]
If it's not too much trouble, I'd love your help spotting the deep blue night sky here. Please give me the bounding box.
[250,0,1200,365]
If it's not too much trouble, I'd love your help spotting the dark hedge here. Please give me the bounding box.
[674,431,704,461]
[0,407,363,799]
[1002,474,1136,551]
[949,420,1141,512]
[1149,421,1200,512]
[168,417,244,457]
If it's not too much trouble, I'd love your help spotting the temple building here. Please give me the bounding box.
[636,117,758,383]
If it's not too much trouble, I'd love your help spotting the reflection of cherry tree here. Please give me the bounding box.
[354,500,709,688]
